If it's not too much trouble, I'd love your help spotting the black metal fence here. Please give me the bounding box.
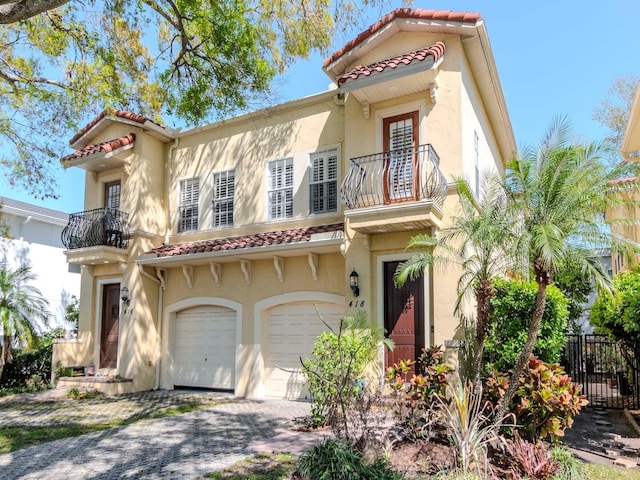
[61,207,130,250]
[561,334,640,409]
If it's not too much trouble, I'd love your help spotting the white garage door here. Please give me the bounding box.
[265,301,344,399]
[174,305,236,390]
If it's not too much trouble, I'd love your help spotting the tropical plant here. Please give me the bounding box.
[590,266,640,353]
[484,356,588,442]
[395,172,518,388]
[507,433,559,479]
[297,439,405,480]
[498,116,640,417]
[301,309,391,443]
[385,347,453,440]
[0,265,50,375]
[437,380,513,476]
[484,279,569,372]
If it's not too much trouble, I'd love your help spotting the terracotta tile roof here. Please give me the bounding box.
[608,176,638,185]
[324,8,480,68]
[338,41,445,87]
[69,109,163,145]
[147,223,345,258]
[62,133,135,163]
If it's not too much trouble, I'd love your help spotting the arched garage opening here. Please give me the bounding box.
[253,292,345,399]
[163,297,242,392]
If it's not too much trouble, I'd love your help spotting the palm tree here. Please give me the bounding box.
[0,265,50,375]
[395,172,519,388]
[498,117,640,415]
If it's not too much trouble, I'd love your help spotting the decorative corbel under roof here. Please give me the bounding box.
[240,259,251,285]
[209,262,221,286]
[273,256,284,282]
[182,265,193,289]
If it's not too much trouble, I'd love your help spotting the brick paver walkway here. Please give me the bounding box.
[0,389,321,480]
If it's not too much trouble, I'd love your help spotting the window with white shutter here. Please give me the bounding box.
[179,178,199,232]
[213,170,235,227]
[309,149,338,214]
[268,158,293,220]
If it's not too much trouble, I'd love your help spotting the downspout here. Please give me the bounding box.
[165,139,180,245]
[139,264,166,390]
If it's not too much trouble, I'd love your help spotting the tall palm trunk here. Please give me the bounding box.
[496,258,551,419]
[472,279,495,392]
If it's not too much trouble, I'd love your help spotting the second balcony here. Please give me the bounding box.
[340,144,448,234]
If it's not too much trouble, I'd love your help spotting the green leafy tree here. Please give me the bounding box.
[64,294,79,338]
[0,265,50,375]
[590,266,640,354]
[484,279,569,372]
[0,0,387,198]
[551,254,596,334]
[593,75,640,148]
[498,116,640,418]
[395,173,518,389]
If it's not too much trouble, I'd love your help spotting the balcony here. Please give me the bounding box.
[340,144,448,234]
[61,208,130,265]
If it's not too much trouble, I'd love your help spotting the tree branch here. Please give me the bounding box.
[0,0,68,24]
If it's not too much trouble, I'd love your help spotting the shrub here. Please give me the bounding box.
[0,340,53,391]
[484,356,588,442]
[302,311,389,443]
[549,445,585,480]
[385,346,453,440]
[484,279,569,372]
[297,439,404,480]
[591,266,640,353]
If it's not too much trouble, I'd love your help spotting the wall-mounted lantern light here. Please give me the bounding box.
[349,269,360,298]
[120,286,130,306]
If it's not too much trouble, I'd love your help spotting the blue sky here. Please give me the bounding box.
[2,0,639,213]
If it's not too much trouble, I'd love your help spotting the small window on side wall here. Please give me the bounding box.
[179,178,199,232]
[309,148,338,214]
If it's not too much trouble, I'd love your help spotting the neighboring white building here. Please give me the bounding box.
[0,196,81,332]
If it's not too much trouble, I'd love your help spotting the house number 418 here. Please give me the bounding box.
[348,300,365,308]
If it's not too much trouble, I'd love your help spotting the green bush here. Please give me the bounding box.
[484,356,588,442]
[591,266,640,353]
[0,340,53,391]
[302,312,382,433]
[297,439,404,480]
[484,279,569,372]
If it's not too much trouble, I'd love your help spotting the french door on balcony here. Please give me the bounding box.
[383,111,419,203]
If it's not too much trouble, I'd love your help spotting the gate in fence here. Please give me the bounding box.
[561,334,640,409]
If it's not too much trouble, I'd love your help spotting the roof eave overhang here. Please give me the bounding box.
[71,118,175,149]
[622,83,640,161]
[136,234,344,267]
[339,57,440,105]
[62,143,135,172]
[323,17,476,83]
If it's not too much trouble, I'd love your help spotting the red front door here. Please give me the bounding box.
[384,261,425,375]
[100,283,120,368]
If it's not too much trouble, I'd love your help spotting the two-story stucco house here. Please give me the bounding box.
[54,8,516,398]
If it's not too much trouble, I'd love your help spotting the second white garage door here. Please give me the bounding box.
[264,301,343,399]
[174,305,236,390]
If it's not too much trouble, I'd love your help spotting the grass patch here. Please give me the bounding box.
[0,399,222,453]
[203,452,297,479]
[583,464,640,480]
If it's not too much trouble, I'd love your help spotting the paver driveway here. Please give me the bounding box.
[0,390,319,480]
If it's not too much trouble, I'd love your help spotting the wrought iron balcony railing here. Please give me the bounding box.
[61,208,130,250]
[340,143,448,209]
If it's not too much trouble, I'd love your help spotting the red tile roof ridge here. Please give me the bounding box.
[62,133,136,163]
[323,8,480,68]
[338,41,446,86]
[69,109,164,146]
[146,223,345,258]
